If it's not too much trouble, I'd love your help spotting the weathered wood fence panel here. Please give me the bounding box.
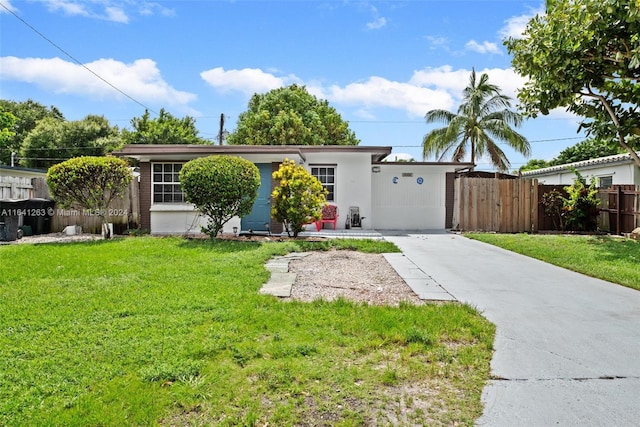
[599,185,639,235]
[32,177,140,234]
[454,179,639,234]
[452,177,538,232]
[0,176,34,199]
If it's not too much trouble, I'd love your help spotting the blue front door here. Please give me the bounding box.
[241,163,272,231]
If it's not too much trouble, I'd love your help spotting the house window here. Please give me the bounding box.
[599,176,613,189]
[152,163,185,203]
[311,165,336,202]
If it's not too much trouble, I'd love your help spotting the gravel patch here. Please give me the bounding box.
[1,232,103,245]
[287,249,423,306]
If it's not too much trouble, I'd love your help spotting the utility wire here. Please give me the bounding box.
[0,2,157,116]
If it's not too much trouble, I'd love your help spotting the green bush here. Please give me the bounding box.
[271,159,327,237]
[179,155,260,238]
[563,169,600,231]
[46,156,133,239]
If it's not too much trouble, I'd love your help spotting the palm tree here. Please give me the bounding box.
[422,69,531,171]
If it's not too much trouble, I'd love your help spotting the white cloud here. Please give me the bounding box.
[365,5,387,30]
[43,0,89,18]
[366,16,387,30]
[138,2,175,17]
[0,56,196,106]
[104,6,128,24]
[323,77,454,118]
[0,0,17,13]
[465,40,502,55]
[200,67,301,96]
[499,7,544,40]
[39,0,145,23]
[424,35,450,51]
[199,66,527,118]
[410,66,526,103]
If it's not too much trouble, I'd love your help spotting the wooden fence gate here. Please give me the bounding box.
[452,177,539,233]
[598,185,640,235]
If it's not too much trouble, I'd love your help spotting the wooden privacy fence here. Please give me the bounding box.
[0,175,35,199]
[453,177,639,234]
[598,185,640,235]
[452,177,539,233]
[32,177,140,234]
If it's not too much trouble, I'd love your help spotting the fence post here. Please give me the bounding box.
[616,185,622,235]
[532,179,539,233]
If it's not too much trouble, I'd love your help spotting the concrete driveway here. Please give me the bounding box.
[384,232,640,426]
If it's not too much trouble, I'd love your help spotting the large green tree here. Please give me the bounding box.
[519,138,623,172]
[422,69,530,171]
[551,138,624,165]
[121,108,206,145]
[227,84,359,146]
[506,0,640,167]
[0,99,64,165]
[21,115,121,169]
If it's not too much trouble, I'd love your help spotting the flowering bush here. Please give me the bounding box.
[271,159,327,237]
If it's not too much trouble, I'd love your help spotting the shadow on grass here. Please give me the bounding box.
[582,235,640,263]
[178,237,264,253]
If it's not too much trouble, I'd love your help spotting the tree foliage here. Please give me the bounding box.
[121,108,207,145]
[227,84,359,146]
[540,169,600,232]
[0,111,16,155]
[422,69,530,171]
[519,158,551,172]
[0,99,64,165]
[551,138,624,165]
[271,159,327,237]
[47,156,133,239]
[179,156,260,238]
[506,0,640,166]
[21,115,121,169]
[519,138,624,172]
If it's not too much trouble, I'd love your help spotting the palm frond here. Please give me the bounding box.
[425,109,456,124]
[422,69,527,169]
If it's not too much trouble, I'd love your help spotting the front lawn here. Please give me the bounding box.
[0,237,494,426]
[466,233,640,291]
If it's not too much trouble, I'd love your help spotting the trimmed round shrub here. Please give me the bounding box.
[179,155,260,238]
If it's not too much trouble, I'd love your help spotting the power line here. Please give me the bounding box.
[392,137,583,149]
[0,2,157,116]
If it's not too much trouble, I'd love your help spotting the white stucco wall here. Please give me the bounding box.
[150,204,241,235]
[304,152,374,230]
[531,162,639,187]
[146,151,377,234]
[372,163,460,230]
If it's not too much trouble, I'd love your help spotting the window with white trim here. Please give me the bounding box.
[152,163,185,203]
[599,176,613,189]
[311,165,336,202]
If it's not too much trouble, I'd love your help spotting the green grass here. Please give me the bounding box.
[0,237,494,426]
[466,233,640,291]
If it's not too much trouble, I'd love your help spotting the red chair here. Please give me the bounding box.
[315,204,339,231]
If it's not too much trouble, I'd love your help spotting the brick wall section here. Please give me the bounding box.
[270,162,283,234]
[139,162,151,231]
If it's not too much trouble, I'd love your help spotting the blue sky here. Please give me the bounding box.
[1,0,586,170]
